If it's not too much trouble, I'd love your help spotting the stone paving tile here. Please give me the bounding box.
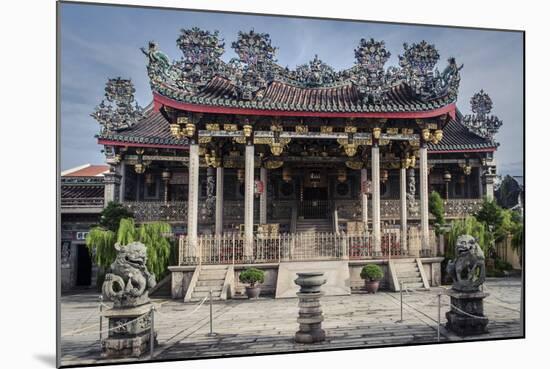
[59,277,522,366]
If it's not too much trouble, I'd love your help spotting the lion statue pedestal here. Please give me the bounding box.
[445,235,489,336]
[101,242,157,358]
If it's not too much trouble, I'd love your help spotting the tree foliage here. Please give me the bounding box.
[86,217,173,280]
[429,191,446,235]
[98,201,134,232]
[445,216,491,258]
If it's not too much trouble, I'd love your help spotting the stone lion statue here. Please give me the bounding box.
[102,242,157,308]
[446,234,485,292]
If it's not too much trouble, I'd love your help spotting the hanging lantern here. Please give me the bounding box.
[169,123,181,138]
[372,127,382,140]
[337,168,347,183]
[242,124,253,137]
[161,170,172,182]
[134,163,145,174]
[380,169,389,183]
[282,167,292,183]
[270,142,283,156]
[434,129,443,142]
[463,165,472,176]
[237,169,245,183]
[343,143,357,157]
[443,171,452,182]
[185,123,196,137]
[422,128,431,141]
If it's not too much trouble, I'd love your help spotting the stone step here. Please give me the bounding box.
[194,285,223,293]
[196,280,225,287]
[191,290,222,299]
[198,271,227,280]
[398,277,423,284]
[402,282,424,289]
[201,265,228,270]
[395,271,421,278]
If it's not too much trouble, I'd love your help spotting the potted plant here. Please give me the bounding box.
[360,264,384,294]
[239,267,265,299]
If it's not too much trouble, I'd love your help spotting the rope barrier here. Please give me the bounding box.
[448,302,487,320]
[61,311,150,338]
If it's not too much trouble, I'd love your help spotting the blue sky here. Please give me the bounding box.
[60,2,524,176]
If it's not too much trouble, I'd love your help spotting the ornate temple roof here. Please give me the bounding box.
[142,29,462,116]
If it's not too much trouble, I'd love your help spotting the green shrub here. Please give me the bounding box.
[360,264,384,281]
[239,268,265,286]
[429,191,446,235]
[445,216,491,257]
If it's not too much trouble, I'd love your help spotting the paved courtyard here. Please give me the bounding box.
[59,277,523,367]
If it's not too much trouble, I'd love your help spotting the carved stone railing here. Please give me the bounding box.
[123,201,188,223]
[61,197,104,208]
[335,198,483,220]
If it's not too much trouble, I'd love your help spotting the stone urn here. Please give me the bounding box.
[294,272,327,344]
[364,280,380,294]
[245,285,261,299]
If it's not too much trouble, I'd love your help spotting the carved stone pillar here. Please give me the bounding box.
[419,145,430,253]
[118,161,126,202]
[371,145,381,255]
[215,167,224,234]
[260,166,267,224]
[482,160,496,201]
[360,168,369,232]
[244,143,255,258]
[205,167,216,219]
[187,144,199,258]
[103,167,120,206]
[399,166,408,254]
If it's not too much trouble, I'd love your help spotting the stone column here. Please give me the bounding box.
[215,167,224,234]
[419,145,430,254]
[244,143,255,258]
[118,161,126,202]
[187,143,199,259]
[482,162,496,201]
[260,166,267,224]
[103,168,120,206]
[399,166,408,254]
[371,145,381,255]
[360,168,369,232]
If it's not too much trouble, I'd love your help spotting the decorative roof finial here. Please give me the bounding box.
[354,38,391,71]
[91,77,143,133]
[463,90,502,143]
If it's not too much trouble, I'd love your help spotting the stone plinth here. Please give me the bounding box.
[445,289,489,336]
[101,303,157,358]
[294,272,327,344]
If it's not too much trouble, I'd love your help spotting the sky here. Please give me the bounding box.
[60,2,524,176]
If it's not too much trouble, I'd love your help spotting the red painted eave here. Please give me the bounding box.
[153,92,456,120]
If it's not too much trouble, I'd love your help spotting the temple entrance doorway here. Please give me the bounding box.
[76,243,92,286]
[300,179,329,219]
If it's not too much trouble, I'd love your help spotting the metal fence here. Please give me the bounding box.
[178,230,408,265]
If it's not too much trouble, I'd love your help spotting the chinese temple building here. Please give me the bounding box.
[91,29,502,298]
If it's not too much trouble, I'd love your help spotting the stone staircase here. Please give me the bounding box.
[392,259,429,290]
[185,265,234,302]
[295,218,333,233]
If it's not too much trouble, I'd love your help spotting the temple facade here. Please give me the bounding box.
[91,29,502,297]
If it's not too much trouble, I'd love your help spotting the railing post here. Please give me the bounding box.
[437,293,441,342]
[99,295,103,342]
[150,305,155,360]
